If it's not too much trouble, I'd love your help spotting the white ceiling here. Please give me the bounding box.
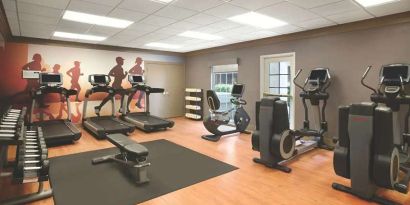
[2,0,410,53]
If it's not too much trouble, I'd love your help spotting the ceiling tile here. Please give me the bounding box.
[310,0,362,16]
[108,8,148,22]
[82,0,122,6]
[257,2,320,24]
[2,0,17,11]
[327,9,373,24]
[56,20,93,33]
[287,0,341,9]
[118,0,165,14]
[228,26,260,34]
[127,22,160,32]
[193,26,226,34]
[5,11,20,35]
[207,20,242,31]
[18,0,69,9]
[20,20,56,38]
[161,36,192,44]
[365,0,410,17]
[229,0,282,10]
[184,13,221,25]
[134,32,171,42]
[155,27,185,35]
[17,2,64,18]
[5,9,18,21]
[87,26,121,36]
[67,0,113,15]
[204,3,249,18]
[155,5,197,20]
[139,15,177,27]
[295,17,336,29]
[171,0,224,12]
[166,21,201,30]
[19,13,60,25]
[268,24,304,34]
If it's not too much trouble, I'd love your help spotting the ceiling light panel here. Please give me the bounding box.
[355,0,399,7]
[228,12,287,29]
[151,0,174,4]
[178,31,223,40]
[54,31,106,41]
[145,42,181,49]
[63,10,133,28]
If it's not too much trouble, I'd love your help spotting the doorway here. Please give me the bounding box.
[260,52,295,128]
[145,61,185,118]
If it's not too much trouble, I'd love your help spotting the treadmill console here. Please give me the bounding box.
[231,84,245,98]
[39,73,63,87]
[128,74,144,85]
[89,74,111,86]
[22,70,40,79]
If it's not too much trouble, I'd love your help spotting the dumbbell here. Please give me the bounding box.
[14,159,50,180]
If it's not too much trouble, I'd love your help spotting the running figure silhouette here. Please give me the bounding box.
[66,61,83,102]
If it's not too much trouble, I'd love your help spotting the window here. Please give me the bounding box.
[269,62,291,114]
[211,64,239,119]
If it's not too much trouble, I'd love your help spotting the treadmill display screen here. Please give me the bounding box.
[383,66,408,80]
[231,84,244,97]
[40,74,61,84]
[94,75,107,84]
[309,70,327,81]
[132,75,143,83]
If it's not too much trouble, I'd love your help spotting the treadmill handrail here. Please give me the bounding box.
[83,85,121,121]
[30,86,76,123]
[121,84,165,115]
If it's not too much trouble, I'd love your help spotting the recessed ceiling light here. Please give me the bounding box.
[228,12,287,29]
[54,31,106,41]
[151,0,173,4]
[145,42,181,49]
[178,31,223,40]
[63,10,133,28]
[355,0,399,7]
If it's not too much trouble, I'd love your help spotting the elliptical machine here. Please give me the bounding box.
[252,68,333,173]
[333,64,410,205]
[202,84,250,142]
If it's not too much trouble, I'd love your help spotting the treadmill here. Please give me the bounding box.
[121,74,174,132]
[82,74,135,139]
[30,73,81,146]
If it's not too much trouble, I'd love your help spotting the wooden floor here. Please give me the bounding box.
[1,117,409,205]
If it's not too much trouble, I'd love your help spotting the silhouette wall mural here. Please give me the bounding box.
[0,42,184,123]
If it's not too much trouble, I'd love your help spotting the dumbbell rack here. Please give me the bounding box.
[0,106,52,205]
[185,88,203,120]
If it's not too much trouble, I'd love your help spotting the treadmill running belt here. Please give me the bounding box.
[33,120,74,139]
[127,114,168,125]
[89,117,129,131]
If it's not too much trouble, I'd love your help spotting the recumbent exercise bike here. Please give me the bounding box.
[252,68,334,173]
[202,84,250,142]
[333,64,410,205]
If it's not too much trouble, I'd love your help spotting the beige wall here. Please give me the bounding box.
[185,22,410,138]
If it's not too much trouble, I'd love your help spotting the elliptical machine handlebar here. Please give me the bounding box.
[293,69,306,92]
[361,65,378,94]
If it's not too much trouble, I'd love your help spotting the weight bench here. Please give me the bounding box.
[92,134,150,184]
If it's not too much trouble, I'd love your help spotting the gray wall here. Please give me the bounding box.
[185,22,410,138]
